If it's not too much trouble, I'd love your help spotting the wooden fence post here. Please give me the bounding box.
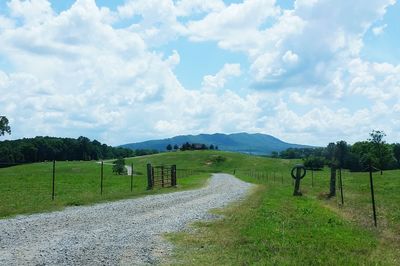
[52,160,56,200]
[147,163,153,190]
[171,165,177,187]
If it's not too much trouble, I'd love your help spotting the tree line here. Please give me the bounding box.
[274,130,400,171]
[0,136,136,165]
[166,142,219,151]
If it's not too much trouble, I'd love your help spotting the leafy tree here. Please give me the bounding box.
[209,144,215,150]
[173,144,179,151]
[325,142,337,198]
[112,157,126,175]
[166,144,172,151]
[368,130,392,171]
[335,140,348,169]
[303,156,325,170]
[0,116,11,136]
[0,136,134,164]
[393,143,400,167]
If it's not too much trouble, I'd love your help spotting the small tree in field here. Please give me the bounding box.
[166,144,172,151]
[0,116,11,136]
[369,130,391,172]
[113,157,126,175]
[173,144,179,151]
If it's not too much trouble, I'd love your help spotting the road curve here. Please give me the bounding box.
[0,174,253,265]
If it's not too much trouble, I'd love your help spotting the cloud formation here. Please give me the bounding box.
[0,0,399,146]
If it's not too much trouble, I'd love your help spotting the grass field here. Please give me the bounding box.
[163,152,400,265]
[1,150,399,264]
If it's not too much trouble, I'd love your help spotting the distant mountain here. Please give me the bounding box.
[120,133,313,155]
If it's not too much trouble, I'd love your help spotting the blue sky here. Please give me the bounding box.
[0,0,400,146]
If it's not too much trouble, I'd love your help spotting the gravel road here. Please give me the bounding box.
[0,173,253,265]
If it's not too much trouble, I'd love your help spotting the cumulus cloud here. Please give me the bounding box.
[1,0,400,146]
[202,63,241,89]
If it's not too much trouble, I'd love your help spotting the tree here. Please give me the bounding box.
[209,144,215,150]
[325,142,337,198]
[393,143,400,167]
[166,144,172,151]
[0,116,11,136]
[303,156,325,170]
[113,157,126,175]
[173,144,179,151]
[335,140,348,169]
[368,130,391,172]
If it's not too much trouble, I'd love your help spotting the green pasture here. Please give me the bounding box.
[0,150,399,264]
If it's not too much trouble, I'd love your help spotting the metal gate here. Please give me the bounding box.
[146,164,177,189]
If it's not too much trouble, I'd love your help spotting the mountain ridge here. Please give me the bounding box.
[120,132,313,155]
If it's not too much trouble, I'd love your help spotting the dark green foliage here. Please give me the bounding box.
[166,144,172,151]
[173,144,179,150]
[393,143,400,167]
[0,136,134,164]
[112,157,126,175]
[368,130,392,170]
[303,156,325,170]
[180,142,210,151]
[280,132,398,172]
[0,116,11,136]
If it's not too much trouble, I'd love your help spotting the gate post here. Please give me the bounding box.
[171,165,177,187]
[146,163,153,190]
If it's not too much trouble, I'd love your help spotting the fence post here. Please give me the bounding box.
[52,160,55,200]
[369,164,377,227]
[171,165,177,187]
[339,168,344,205]
[147,163,153,190]
[101,161,104,195]
[130,163,133,192]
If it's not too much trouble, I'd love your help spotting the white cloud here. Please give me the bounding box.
[175,0,225,16]
[282,50,299,65]
[1,0,400,147]
[8,0,54,25]
[372,24,387,36]
[202,63,241,89]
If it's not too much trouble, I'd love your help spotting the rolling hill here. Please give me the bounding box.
[120,133,312,155]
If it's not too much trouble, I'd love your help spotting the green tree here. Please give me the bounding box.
[335,140,348,169]
[303,156,325,170]
[173,144,179,151]
[0,116,11,136]
[166,144,172,151]
[393,143,400,167]
[113,157,126,175]
[368,130,392,171]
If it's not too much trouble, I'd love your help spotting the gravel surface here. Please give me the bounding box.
[0,173,253,265]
